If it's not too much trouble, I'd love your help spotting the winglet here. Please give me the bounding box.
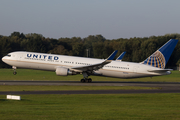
[106,50,118,60]
[116,51,126,61]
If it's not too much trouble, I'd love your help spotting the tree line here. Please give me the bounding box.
[0,32,180,68]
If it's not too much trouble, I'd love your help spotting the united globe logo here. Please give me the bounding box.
[142,50,166,69]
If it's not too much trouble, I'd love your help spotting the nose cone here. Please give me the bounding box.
[2,56,7,63]
[2,56,5,62]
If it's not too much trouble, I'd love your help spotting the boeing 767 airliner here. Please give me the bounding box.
[2,39,178,82]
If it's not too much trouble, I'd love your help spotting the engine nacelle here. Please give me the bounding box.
[55,67,76,76]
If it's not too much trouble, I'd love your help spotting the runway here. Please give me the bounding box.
[0,81,180,95]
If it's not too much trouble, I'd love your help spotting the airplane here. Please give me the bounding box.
[116,51,126,61]
[2,39,178,82]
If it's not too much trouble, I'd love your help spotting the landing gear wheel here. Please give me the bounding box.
[85,79,89,83]
[81,79,85,83]
[80,78,92,83]
[88,78,92,83]
[13,71,17,75]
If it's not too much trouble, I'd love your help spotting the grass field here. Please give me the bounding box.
[0,94,180,120]
[0,69,180,82]
[0,69,180,119]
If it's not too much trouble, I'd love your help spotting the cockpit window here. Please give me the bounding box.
[6,54,11,57]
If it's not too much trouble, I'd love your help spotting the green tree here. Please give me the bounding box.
[72,43,84,56]
[0,36,12,68]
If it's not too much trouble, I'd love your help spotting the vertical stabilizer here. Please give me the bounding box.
[141,39,178,68]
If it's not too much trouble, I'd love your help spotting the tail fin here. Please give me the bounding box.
[141,39,178,68]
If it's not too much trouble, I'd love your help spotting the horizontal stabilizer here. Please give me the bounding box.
[148,69,173,73]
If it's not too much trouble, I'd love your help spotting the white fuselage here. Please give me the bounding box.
[2,51,171,78]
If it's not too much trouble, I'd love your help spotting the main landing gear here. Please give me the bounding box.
[81,78,92,83]
[80,72,92,83]
[12,66,17,75]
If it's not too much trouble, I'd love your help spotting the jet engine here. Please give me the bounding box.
[55,67,76,76]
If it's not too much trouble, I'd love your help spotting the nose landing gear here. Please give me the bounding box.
[12,66,17,75]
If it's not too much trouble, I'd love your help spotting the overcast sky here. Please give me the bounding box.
[0,0,180,39]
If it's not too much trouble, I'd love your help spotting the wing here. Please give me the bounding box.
[70,50,118,72]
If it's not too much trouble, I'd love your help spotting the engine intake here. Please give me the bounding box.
[55,67,76,76]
